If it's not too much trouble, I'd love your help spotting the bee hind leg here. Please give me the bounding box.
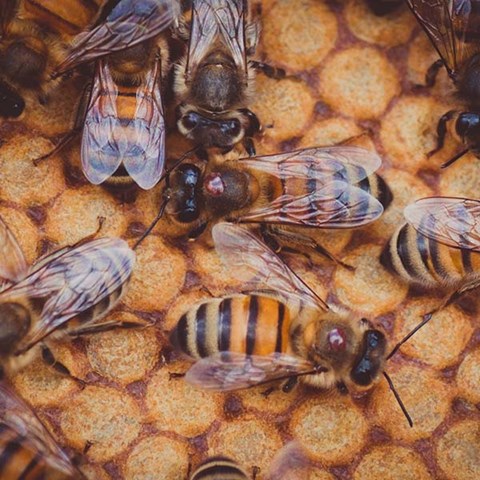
[67,319,152,337]
[41,345,86,388]
[250,60,286,80]
[427,110,456,158]
[415,58,444,89]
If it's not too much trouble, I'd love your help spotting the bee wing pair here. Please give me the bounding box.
[0,382,79,476]
[406,0,480,78]
[0,217,135,354]
[185,222,327,392]
[237,146,385,227]
[405,196,480,251]
[186,0,247,80]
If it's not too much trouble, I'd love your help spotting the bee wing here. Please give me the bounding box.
[238,146,383,182]
[0,238,135,353]
[186,0,247,80]
[405,0,480,77]
[122,56,166,189]
[238,181,384,228]
[266,441,310,480]
[54,0,180,75]
[81,60,124,185]
[212,222,328,310]
[404,196,480,251]
[0,382,78,476]
[185,352,314,391]
[0,216,28,286]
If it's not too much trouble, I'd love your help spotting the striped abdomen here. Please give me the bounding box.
[171,295,292,359]
[0,423,68,480]
[190,457,249,480]
[380,223,480,287]
[23,0,105,35]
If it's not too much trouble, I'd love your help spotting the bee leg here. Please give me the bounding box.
[282,376,298,393]
[187,221,209,241]
[41,345,86,388]
[169,372,186,380]
[67,319,152,337]
[243,137,256,157]
[250,61,286,80]
[261,386,276,397]
[252,466,261,480]
[414,58,444,88]
[427,110,456,158]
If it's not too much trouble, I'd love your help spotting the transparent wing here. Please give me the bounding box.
[0,216,28,286]
[238,181,384,228]
[54,0,180,75]
[212,222,328,310]
[404,196,480,251]
[81,60,123,185]
[0,238,135,353]
[0,382,77,476]
[185,352,314,391]
[238,146,383,182]
[266,442,311,480]
[186,0,247,80]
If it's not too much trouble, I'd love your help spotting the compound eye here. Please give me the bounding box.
[182,112,199,130]
[0,82,25,118]
[222,119,241,136]
[327,328,347,352]
[204,172,225,196]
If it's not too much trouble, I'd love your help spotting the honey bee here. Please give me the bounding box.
[0,0,106,118]
[190,456,252,480]
[170,222,413,426]
[0,215,136,381]
[381,196,480,322]
[37,0,180,190]
[173,0,285,156]
[406,0,480,167]
[365,0,403,15]
[137,146,392,268]
[0,381,81,479]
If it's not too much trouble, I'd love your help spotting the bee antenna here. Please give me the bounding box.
[383,371,413,428]
[133,196,171,250]
[386,314,432,360]
[158,146,200,184]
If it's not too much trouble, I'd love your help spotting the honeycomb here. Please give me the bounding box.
[1,0,480,479]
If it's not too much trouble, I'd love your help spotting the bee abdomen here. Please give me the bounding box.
[171,295,291,359]
[190,456,249,480]
[358,174,393,210]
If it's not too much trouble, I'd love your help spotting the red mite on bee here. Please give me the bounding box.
[134,145,392,269]
[35,0,180,190]
[169,222,414,427]
[406,0,480,167]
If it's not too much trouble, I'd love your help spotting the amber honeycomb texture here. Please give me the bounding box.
[1,0,480,479]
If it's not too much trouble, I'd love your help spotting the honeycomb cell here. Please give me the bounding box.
[333,245,409,315]
[60,386,142,462]
[394,300,474,369]
[207,418,283,475]
[320,47,400,120]
[123,235,187,311]
[345,0,415,47]
[372,364,452,441]
[439,155,480,198]
[45,185,128,244]
[436,420,480,480]
[289,395,368,465]
[354,445,432,480]
[456,348,480,404]
[261,0,337,71]
[299,118,362,148]
[238,384,301,415]
[251,76,316,141]
[145,367,223,437]
[86,316,160,384]
[124,435,190,480]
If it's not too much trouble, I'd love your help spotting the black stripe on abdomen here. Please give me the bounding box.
[218,298,232,352]
[275,303,285,353]
[192,462,245,480]
[0,436,22,474]
[18,452,42,480]
[396,224,419,279]
[195,303,209,358]
[246,296,259,355]
[462,248,473,274]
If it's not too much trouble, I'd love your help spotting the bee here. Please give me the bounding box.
[0,0,106,118]
[173,0,285,157]
[406,0,480,167]
[137,146,392,268]
[170,222,413,426]
[37,0,180,190]
[0,215,136,381]
[365,0,403,15]
[0,382,78,478]
[0,381,82,479]
[381,196,480,322]
[190,456,252,480]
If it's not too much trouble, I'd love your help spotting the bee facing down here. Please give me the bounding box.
[170,223,412,426]
[0,215,136,380]
[0,0,106,118]
[37,0,181,190]
[0,381,81,479]
[173,0,285,156]
[381,196,480,321]
[136,146,392,268]
[406,0,480,167]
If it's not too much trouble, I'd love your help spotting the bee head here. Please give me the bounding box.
[1,41,46,88]
[0,302,31,356]
[169,163,202,223]
[350,325,386,387]
[0,80,24,118]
